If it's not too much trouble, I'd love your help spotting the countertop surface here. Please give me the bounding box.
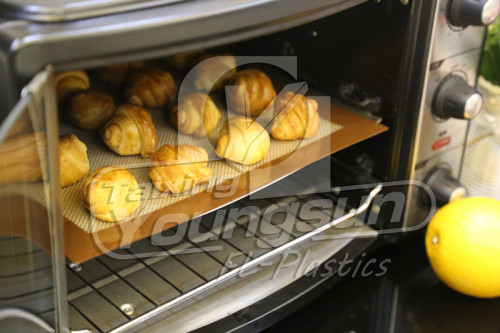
[264,232,500,333]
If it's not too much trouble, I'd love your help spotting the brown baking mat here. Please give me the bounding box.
[58,103,387,263]
[60,101,341,233]
[0,102,387,263]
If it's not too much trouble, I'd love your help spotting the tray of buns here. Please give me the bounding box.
[1,53,388,263]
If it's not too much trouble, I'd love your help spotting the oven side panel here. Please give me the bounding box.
[403,0,488,230]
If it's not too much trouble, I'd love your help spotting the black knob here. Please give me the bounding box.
[449,0,500,27]
[433,75,483,120]
[424,167,467,207]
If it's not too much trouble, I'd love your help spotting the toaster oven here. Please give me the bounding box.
[0,0,497,331]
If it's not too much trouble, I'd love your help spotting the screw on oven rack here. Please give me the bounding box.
[311,30,318,38]
[69,263,83,272]
[120,303,135,316]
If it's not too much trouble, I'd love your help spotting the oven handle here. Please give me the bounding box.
[110,183,383,333]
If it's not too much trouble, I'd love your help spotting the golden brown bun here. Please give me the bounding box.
[124,68,176,107]
[101,104,157,158]
[192,54,236,92]
[149,144,212,193]
[226,69,276,117]
[67,91,115,130]
[271,92,320,140]
[98,61,144,86]
[59,134,90,187]
[81,166,141,222]
[171,92,221,138]
[216,116,270,165]
[165,50,207,70]
[0,133,46,184]
[54,70,90,103]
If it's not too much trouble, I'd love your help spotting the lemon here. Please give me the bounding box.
[425,197,500,298]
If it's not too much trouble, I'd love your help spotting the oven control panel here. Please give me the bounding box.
[432,0,500,62]
[448,0,500,27]
[416,49,482,164]
[424,166,467,206]
[432,74,482,120]
[404,0,499,228]
[406,147,466,230]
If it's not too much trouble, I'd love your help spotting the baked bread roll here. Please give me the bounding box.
[171,92,222,138]
[82,166,141,222]
[98,61,144,86]
[216,116,270,165]
[0,132,46,184]
[192,54,236,92]
[59,134,90,187]
[166,50,207,70]
[226,69,276,117]
[124,68,176,108]
[149,144,212,193]
[101,104,157,158]
[67,91,115,130]
[54,70,90,103]
[271,92,320,140]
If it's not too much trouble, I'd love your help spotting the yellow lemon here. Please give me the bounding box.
[425,197,500,298]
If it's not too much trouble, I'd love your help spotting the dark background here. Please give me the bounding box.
[264,233,500,333]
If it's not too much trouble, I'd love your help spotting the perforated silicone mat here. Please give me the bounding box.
[58,104,342,233]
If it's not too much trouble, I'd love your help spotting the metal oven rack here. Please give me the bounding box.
[63,175,382,332]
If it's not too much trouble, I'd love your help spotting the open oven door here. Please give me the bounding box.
[0,66,69,333]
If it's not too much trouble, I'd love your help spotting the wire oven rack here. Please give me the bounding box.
[61,176,382,332]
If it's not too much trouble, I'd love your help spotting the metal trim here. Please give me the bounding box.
[21,66,69,333]
[0,0,186,22]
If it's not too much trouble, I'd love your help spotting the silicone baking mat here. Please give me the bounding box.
[59,104,341,233]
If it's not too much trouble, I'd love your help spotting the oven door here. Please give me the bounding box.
[0,66,68,332]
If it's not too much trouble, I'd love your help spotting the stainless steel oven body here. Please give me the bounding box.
[0,0,497,331]
[403,0,495,230]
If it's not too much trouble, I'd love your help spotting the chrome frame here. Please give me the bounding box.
[0,66,69,332]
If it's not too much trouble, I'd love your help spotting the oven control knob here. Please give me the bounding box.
[424,167,467,207]
[449,0,500,27]
[433,75,483,120]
